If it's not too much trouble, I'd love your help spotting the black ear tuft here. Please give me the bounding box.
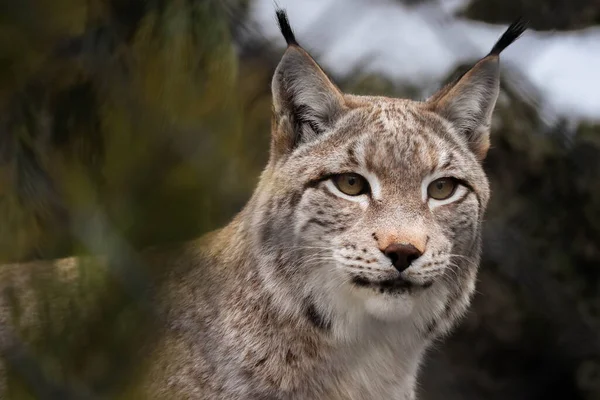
[489,18,528,56]
[276,8,299,46]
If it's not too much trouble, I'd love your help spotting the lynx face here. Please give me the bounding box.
[256,97,488,331]
[250,12,523,338]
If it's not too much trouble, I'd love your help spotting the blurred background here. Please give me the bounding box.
[1,0,599,398]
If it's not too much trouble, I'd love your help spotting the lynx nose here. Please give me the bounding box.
[383,243,422,273]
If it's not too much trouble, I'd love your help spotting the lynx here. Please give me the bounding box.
[0,9,526,400]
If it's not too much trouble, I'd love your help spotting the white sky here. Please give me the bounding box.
[251,0,600,122]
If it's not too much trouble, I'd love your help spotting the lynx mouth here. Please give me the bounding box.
[351,276,433,295]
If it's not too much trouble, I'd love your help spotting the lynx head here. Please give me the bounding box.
[249,10,525,339]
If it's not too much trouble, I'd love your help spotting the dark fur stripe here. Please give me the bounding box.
[304,298,331,331]
[259,198,276,245]
[424,319,438,337]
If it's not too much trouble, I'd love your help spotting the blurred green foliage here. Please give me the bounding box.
[0,0,266,397]
[0,0,263,263]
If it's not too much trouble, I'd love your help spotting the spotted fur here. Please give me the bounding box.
[0,10,525,400]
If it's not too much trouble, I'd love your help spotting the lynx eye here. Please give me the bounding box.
[427,178,458,200]
[332,173,368,196]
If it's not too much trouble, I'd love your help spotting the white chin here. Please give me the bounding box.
[363,292,416,321]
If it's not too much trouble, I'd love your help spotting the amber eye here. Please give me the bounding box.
[427,178,458,200]
[333,173,368,196]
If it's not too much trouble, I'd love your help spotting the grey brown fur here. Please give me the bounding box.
[0,10,525,399]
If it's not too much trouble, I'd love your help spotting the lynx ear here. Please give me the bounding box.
[270,10,346,159]
[426,19,527,160]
